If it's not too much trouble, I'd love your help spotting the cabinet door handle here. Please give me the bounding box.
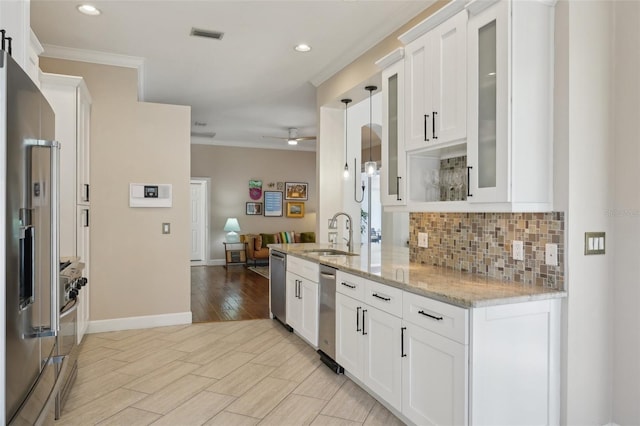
[401,327,407,358]
[372,293,391,302]
[424,114,430,141]
[467,166,473,197]
[341,282,356,289]
[396,176,402,201]
[418,310,443,321]
[84,209,89,227]
[295,280,299,298]
[356,306,361,332]
[297,280,302,299]
[362,309,367,335]
[432,111,438,139]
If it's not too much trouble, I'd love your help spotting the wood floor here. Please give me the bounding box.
[191,266,270,322]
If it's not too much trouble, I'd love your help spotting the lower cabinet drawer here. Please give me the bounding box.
[403,292,468,344]
[336,271,366,300]
[364,280,403,318]
[287,256,319,282]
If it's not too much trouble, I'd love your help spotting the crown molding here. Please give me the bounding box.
[398,0,469,45]
[375,48,405,70]
[40,44,146,101]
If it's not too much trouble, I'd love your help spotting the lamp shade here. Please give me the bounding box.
[224,218,241,232]
[224,218,241,243]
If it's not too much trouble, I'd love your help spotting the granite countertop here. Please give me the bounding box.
[269,243,566,308]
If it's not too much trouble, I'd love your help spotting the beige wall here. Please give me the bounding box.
[190,144,316,262]
[40,58,191,321]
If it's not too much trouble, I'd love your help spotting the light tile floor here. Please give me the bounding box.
[57,319,406,426]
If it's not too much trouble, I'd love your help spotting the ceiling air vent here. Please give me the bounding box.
[190,28,224,40]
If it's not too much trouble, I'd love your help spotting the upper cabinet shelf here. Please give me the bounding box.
[378,0,555,212]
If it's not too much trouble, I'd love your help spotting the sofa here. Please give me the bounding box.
[241,231,316,266]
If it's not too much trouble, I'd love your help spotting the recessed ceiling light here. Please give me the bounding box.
[77,4,101,16]
[294,44,311,53]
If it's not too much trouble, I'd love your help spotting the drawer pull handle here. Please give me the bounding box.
[341,282,356,289]
[419,310,443,321]
[372,293,391,302]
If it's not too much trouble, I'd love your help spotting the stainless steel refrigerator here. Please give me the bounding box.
[1,50,65,424]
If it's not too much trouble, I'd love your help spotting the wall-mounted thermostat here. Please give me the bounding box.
[129,183,172,208]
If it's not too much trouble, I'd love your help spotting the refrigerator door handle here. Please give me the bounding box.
[25,138,60,148]
[18,225,35,311]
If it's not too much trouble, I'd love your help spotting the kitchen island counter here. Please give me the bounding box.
[269,243,565,308]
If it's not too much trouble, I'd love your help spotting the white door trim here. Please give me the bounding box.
[190,177,210,266]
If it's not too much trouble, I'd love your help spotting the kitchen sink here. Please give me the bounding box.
[303,249,359,257]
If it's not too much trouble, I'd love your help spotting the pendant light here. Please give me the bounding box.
[341,98,352,179]
[364,85,377,177]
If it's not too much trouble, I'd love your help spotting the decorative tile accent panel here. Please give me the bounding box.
[409,212,565,289]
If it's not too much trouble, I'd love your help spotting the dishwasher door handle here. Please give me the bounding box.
[320,272,336,279]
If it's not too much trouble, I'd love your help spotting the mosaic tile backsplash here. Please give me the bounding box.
[409,212,565,289]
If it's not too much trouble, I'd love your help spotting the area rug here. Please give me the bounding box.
[248,266,269,279]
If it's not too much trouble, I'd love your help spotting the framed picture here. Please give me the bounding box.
[285,182,308,200]
[263,191,283,217]
[286,202,305,218]
[246,202,262,215]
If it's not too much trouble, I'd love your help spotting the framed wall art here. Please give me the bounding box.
[246,202,262,215]
[286,202,305,218]
[285,182,308,200]
[263,191,283,217]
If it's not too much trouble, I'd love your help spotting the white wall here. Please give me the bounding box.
[556,1,614,423]
[612,1,640,423]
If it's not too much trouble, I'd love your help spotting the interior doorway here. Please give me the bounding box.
[190,178,209,265]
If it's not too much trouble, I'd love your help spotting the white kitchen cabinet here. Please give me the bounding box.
[0,0,30,72]
[470,299,561,425]
[335,275,403,412]
[466,0,554,209]
[403,9,467,152]
[378,51,406,206]
[402,321,467,426]
[401,292,469,425]
[285,259,319,347]
[41,73,92,343]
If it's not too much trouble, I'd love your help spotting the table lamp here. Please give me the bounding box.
[224,217,241,243]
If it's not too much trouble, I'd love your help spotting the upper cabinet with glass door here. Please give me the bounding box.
[377,49,406,207]
[466,0,554,211]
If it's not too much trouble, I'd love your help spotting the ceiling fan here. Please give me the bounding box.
[262,128,316,145]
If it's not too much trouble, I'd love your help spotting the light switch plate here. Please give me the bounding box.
[545,243,558,266]
[162,223,171,234]
[418,232,429,248]
[585,232,605,255]
[512,240,524,261]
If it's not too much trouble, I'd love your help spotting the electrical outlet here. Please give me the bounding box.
[545,243,558,266]
[512,240,524,261]
[418,232,429,248]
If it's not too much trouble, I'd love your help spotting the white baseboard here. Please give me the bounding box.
[87,311,192,334]
[209,259,225,266]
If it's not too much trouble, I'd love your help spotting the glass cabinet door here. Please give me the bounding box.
[467,0,508,203]
[381,60,406,206]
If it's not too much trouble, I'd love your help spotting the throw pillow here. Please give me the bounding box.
[279,231,295,244]
[254,235,262,251]
[300,232,316,243]
[260,233,277,248]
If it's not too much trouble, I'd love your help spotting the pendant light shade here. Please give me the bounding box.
[341,98,352,180]
[365,85,377,177]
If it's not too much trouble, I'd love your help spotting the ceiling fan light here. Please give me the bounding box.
[77,4,101,15]
[288,139,298,145]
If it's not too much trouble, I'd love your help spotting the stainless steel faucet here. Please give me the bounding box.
[330,212,353,252]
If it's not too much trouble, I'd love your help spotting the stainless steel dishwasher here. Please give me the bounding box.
[318,264,344,373]
[269,250,291,331]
